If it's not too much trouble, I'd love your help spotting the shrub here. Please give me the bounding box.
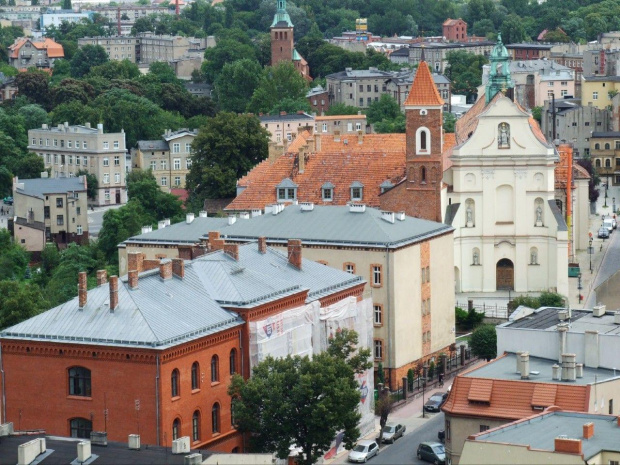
[470,324,497,361]
[538,291,565,307]
[428,361,435,379]
[407,368,414,391]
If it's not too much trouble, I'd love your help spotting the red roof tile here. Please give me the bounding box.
[468,378,493,402]
[404,61,444,107]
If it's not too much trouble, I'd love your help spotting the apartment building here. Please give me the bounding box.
[77,35,140,62]
[12,174,89,254]
[590,131,620,186]
[40,10,91,34]
[7,37,64,70]
[505,43,553,61]
[131,129,197,193]
[89,6,171,36]
[406,41,495,73]
[28,122,127,206]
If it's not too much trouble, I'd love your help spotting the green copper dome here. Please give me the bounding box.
[271,0,294,28]
[486,33,514,103]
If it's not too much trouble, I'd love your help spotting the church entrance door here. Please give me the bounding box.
[496,259,514,290]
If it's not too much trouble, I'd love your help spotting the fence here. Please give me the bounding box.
[456,301,509,319]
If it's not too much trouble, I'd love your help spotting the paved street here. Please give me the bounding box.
[87,204,122,237]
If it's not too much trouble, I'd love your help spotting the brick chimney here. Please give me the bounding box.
[357,129,364,144]
[224,243,239,261]
[127,252,144,273]
[128,270,138,289]
[78,271,87,309]
[96,270,107,286]
[288,239,302,269]
[583,422,594,439]
[142,259,159,271]
[172,258,185,278]
[211,238,225,251]
[298,146,305,173]
[109,275,119,312]
[258,237,267,254]
[208,231,220,243]
[160,260,172,280]
[554,437,582,455]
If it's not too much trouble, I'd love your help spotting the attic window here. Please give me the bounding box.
[350,181,364,201]
[321,182,334,201]
[276,178,298,202]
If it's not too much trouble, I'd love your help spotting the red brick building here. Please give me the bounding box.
[0,241,365,451]
[270,0,311,81]
[443,18,468,42]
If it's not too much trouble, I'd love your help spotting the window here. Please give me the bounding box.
[54,139,58,147]
[77,224,83,235]
[191,362,200,390]
[172,418,180,440]
[356,122,362,131]
[115,173,121,184]
[57,215,64,226]
[83,141,88,149]
[322,123,327,133]
[68,155,73,165]
[114,156,120,166]
[374,304,383,325]
[46,139,49,146]
[46,154,51,164]
[44,206,50,219]
[359,98,364,106]
[593,91,598,100]
[70,418,92,439]
[56,197,63,208]
[32,137,37,145]
[595,143,601,150]
[113,141,119,149]
[606,143,611,150]
[185,143,191,153]
[192,411,200,442]
[161,177,167,186]
[606,158,612,168]
[103,157,109,166]
[173,143,180,153]
[480,425,490,432]
[212,403,220,434]
[322,187,333,201]
[374,339,383,360]
[445,420,451,441]
[351,187,362,201]
[103,173,110,184]
[68,367,91,396]
[174,176,181,186]
[211,355,219,383]
[344,263,355,274]
[67,140,72,148]
[561,90,567,96]
[150,161,157,170]
[54,154,58,164]
[83,156,88,165]
[230,349,237,375]
[174,158,181,170]
[75,141,80,149]
[161,160,167,170]
[347,122,353,132]
[171,369,180,397]
[371,264,382,287]
[103,141,109,149]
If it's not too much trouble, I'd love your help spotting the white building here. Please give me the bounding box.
[40,10,92,34]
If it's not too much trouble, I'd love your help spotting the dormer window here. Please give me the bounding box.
[380,180,394,193]
[276,178,298,202]
[350,181,364,201]
[322,182,334,201]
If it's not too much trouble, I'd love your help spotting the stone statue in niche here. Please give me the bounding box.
[473,250,480,265]
[535,205,543,226]
[530,249,538,265]
[466,204,474,227]
[498,122,510,148]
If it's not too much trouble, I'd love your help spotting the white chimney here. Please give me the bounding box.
[158,220,166,229]
[199,210,208,218]
[128,434,140,450]
[516,351,524,374]
[141,226,151,234]
[396,211,406,221]
[561,353,577,381]
[292,199,298,205]
[558,310,568,321]
[552,364,561,380]
[615,312,620,324]
[228,215,237,225]
[381,211,395,224]
[251,209,262,217]
[264,205,274,214]
[272,205,279,215]
[172,437,190,454]
[593,305,606,317]
[520,352,530,379]
[349,203,366,213]
[239,212,250,220]
[300,202,314,211]
[558,324,568,364]
[576,363,583,378]
[186,213,195,224]
[77,441,91,462]
[164,218,171,226]
[97,123,103,134]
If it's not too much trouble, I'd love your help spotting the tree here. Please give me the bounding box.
[14,70,50,108]
[62,0,71,9]
[76,170,98,200]
[70,45,109,78]
[377,361,385,385]
[444,112,456,133]
[248,61,309,114]
[17,104,49,131]
[445,50,489,103]
[214,59,263,113]
[229,329,370,465]
[366,94,402,125]
[0,281,48,330]
[186,112,269,204]
[0,230,29,281]
[375,386,393,445]
[202,38,257,83]
[14,153,45,179]
[88,60,141,80]
[51,78,95,106]
[500,14,528,44]
[470,324,497,361]
[531,106,542,124]
[325,103,360,116]
[126,169,183,221]
[96,201,151,264]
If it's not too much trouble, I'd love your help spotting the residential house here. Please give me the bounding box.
[258,112,314,144]
[590,131,620,186]
[28,122,128,206]
[581,75,620,110]
[505,43,553,61]
[314,114,369,135]
[306,85,329,114]
[118,206,456,389]
[12,174,89,255]
[460,410,620,465]
[0,241,370,450]
[131,129,197,194]
[443,18,468,42]
[406,40,495,74]
[8,37,64,70]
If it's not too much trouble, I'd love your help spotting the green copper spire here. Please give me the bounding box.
[486,33,514,104]
[271,0,294,28]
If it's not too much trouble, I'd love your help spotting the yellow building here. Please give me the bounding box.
[581,75,620,109]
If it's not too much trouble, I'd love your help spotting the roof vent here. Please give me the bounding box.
[186,213,195,224]
[198,210,208,218]
[141,225,152,234]
[164,218,171,227]
[300,202,314,211]
[128,434,140,450]
[552,364,560,380]
[251,209,262,217]
[264,205,274,214]
[349,203,366,213]
[239,212,250,220]
[558,310,568,321]
[576,363,583,378]
[593,305,606,317]
[158,220,166,229]
[561,353,577,382]
[614,311,620,324]
[396,211,406,221]
[228,215,236,225]
[381,211,395,224]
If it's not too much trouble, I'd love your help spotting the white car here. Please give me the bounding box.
[348,440,379,463]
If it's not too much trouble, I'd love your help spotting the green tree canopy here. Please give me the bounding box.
[70,45,109,78]
[470,324,497,361]
[248,61,308,114]
[229,329,370,465]
[17,104,50,131]
[215,59,263,113]
[325,103,360,116]
[0,281,48,330]
[76,170,98,200]
[14,69,50,108]
[445,50,489,103]
[186,112,269,204]
[96,201,151,264]
[500,14,529,44]
[126,169,184,221]
[366,94,402,125]
[202,37,257,83]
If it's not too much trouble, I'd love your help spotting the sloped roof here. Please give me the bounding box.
[9,38,64,59]
[137,140,169,151]
[403,61,444,106]
[227,132,407,211]
[16,176,86,199]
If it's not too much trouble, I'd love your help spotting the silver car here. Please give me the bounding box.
[381,423,406,443]
[348,440,379,463]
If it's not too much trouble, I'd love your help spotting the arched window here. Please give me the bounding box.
[596,159,602,168]
[70,417,92,439]
[229,349,237,375]
[68,367,91,397]
[416,127,431,154]
[211,355,219,383]
[606,158,612,168]
[420,130,427,150]
[191,362,199,390]
[595,143,601,150]
[232,447,240,453]
[421,166,427,183]
[172,418,180,440]
[192,410,200,442]
[605,143,611,150]
[171,369,179,397]
[212,403,220,434]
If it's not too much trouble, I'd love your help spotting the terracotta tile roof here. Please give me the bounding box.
[403,61,444,107]
[9,38,64,59]
[227,132,406,211]
[531,383,557,408]
[467,378,493,402]
[455,93,500,145]
[443,18,463,26]
[443,133,456,171]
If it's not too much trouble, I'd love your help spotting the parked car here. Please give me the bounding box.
[598,227,610,239]
[417,442,446,464]
[348,440,379,463]
[603,218,615,233]
[2,196,12,205]
[424,392,448,412]
[381,423,406,443]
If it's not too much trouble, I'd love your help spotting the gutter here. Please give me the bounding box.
[0,343,5,423]
[156,354,160,446]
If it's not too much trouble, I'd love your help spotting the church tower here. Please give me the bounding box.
[403,51,444,223]
[270,0,294,66]
[486,33,514,103]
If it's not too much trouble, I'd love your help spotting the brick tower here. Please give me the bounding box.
[403,52,444,222]
[270,0,294,66]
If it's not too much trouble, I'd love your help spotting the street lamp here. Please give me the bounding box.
[614,197,616,213]
[589,237,594,273]
[578,272,583,303]
[421,363,428,419]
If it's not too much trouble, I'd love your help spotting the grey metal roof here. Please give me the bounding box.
[306,85,326,97]
[464,353,618,385]
[124,217,229,244]
[592,131,620,138]
[321,181,335,189]
[503,306,620,335]
[472,411,620,459]
[277,177,298,188]
[409,41,495,49]
[258,112,313,123]
[389,47,409,57]
[164,128,198,141]
[16,176,86,199]
[137,140,169,151]
[220,205,453,248]
[583,75,620,82]
[506,43,554,50]
[444,203,461,226]
[509,60,572,73]
[350,181,364,188]
[548,199,567,231]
